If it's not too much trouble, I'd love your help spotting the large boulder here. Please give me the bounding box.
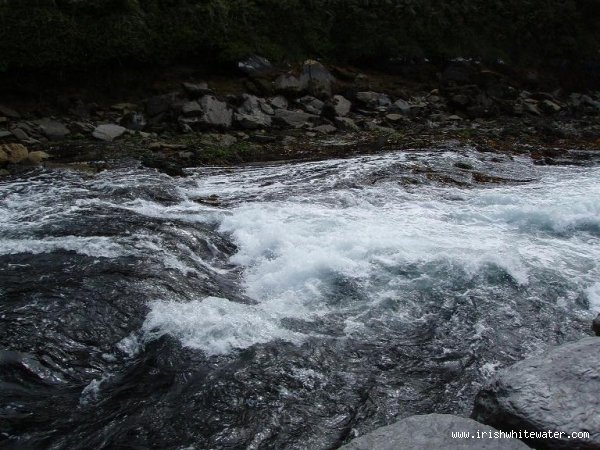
[302,59,335,98]
[0,143,28,163]
[198,95,233,129]
[92,124,127,142]
[323,94,352,119]
[36,119,70,140]
[340,414,530,450]
[472,337,600,449]
[234,94,272,129]
[273,109,318,128]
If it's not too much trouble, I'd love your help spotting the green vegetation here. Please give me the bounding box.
[0,0,598,72]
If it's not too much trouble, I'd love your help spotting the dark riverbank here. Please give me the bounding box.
[1,58,599,178]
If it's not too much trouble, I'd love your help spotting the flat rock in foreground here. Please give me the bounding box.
[340,414,530,450]
[472,337,600,449]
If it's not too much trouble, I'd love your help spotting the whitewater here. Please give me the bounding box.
[1,147,599,449]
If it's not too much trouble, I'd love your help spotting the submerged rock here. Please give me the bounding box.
[472,337,600,449]
[593,314,600,336]
[340,414,530,449]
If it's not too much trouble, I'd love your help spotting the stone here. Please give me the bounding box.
[92,124,127,142]
[0,117,7,124]
[268,96,289,110]
[274,74,306,94]
[451,94,471,108]
[36,119,70,139]
[593,314,600,336]
[273,109,318,128]
[10,128,29,141]
[385,113,405,123]
[0,169,9,177]
[390,99,411,114]
[323,95,352,118]
[540,100,562,113]
[0,143,28,163]
[472,337,600,449]
[356,92,392,109]
[334,117,359,131]
[522,102,541,116]
[27,151,50,164]
[340,414,530,450]
[0,105,20,119]
[313,124,337,134]
[302,59,335,98]
[182,81,211,96]
[181,101,203,117]
[234,95,272,129]
[198,95,233,129]
[296,96,324,115]
[0,148,7,164]
[0,130,11,139]
[238,55,273,76]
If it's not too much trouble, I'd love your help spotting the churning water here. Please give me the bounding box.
[1,147,599,449]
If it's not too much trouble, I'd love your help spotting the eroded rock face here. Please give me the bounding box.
[472,337,600,449]
[340,414,531,450]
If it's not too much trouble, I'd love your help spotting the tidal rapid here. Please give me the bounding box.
[1,147,599,449]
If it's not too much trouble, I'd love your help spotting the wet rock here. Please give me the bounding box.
[593,315,600,336]
[273,109,318,128]
[238,55,273,76]
[92,124,127,142]
[142,154,185,177]
[0,104,20,119]
[182,81,211,96]
[340,414,530,450]
[302,59,335,98]
[36,119,70,140]
[323,95,352,118]
[297,96,324,115]
[356,91,392,109]
[472,337,600,449]
[27,151,50,165]
[0,143,28,163]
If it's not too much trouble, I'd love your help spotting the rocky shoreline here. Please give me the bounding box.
[1,58,600,178]
[341,336,600,450]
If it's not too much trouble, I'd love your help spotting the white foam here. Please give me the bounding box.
[0,236,124,257]
[586,283,600,312]
[142,297,303,355]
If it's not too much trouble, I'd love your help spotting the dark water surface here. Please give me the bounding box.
[1,148,599,449]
